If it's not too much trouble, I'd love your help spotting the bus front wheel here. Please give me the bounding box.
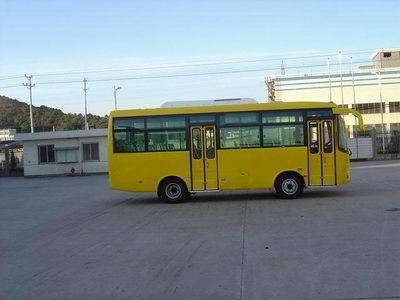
[275,173,303,199]
[159,178,188,204]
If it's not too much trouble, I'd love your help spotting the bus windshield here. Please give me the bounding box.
[338,116,347,152]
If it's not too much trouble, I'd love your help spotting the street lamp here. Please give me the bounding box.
[113,86,122,110]
[371,69,386,154]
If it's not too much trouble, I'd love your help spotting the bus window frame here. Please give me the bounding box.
[112,115,189,153]
[112,108,336,153]
[217,110,307,150]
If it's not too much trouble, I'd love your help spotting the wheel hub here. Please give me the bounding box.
[282,178,298,195]
[165,183,182,199]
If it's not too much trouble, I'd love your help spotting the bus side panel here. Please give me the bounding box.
[217,147,308,190]
[335,150,350,185]
[108,152,191,193]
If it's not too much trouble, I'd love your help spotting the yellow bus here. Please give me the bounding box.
[108,101,363,203]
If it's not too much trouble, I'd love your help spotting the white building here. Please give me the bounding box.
[266,49,400,138]
[16,129,108,177]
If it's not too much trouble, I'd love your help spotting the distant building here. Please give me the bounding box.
[266,49,400,138]
[371,49,400,69]
[0,128,16,141]
[16,129,107,177]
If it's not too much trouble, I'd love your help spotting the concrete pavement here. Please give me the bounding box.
[1,161,400,299]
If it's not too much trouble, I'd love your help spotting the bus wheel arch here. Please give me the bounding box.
[157,176,189,204]
[274,171,304,199]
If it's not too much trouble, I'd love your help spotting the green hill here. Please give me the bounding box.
[0,95,108,132]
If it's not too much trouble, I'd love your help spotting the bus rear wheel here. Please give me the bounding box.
[275,173,303,199]
[159,178,188,204]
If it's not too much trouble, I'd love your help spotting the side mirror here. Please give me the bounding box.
[348,148,352,156]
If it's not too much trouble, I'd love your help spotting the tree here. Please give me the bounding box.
[0,96,109,132]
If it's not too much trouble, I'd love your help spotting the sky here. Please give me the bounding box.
[0,0,398,116]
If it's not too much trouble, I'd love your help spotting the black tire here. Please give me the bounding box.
[275,174,303,199]
[159,178,188,204]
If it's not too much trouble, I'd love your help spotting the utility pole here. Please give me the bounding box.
[83,78,89,130]
[280,60,285,75]
[22,74,35,133]
[339,51,344,105]
[113,86,122,110]
[327,57,332,102]
[351,57,359,158]
[377,69,385,154]
[350,57,356,106]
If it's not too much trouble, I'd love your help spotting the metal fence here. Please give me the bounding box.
[375,132,400,160]
[355,129,400,160]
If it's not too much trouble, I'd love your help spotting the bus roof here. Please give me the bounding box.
[109,101,337,118]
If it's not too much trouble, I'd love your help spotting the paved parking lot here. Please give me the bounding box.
[1,161,400,300]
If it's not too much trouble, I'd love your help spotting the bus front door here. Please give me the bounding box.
[307,120,336,186]
[190,126,218,191]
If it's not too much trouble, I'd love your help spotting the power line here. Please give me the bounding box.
[33,59,379,85]
[0,48,374,80]
[35,79,82,85]
[0,84,23,89]
[1,58,399,89]
[0,75,25,81]
[32,50,373,77]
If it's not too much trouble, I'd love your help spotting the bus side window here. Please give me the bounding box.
[309,122,319,154]
[192,128,202,159]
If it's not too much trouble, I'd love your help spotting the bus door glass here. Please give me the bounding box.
[204,126,218,189]
[308,121,322,185]
[191,127,204,190]
[307,120,336,186]
[190,126,218,191]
